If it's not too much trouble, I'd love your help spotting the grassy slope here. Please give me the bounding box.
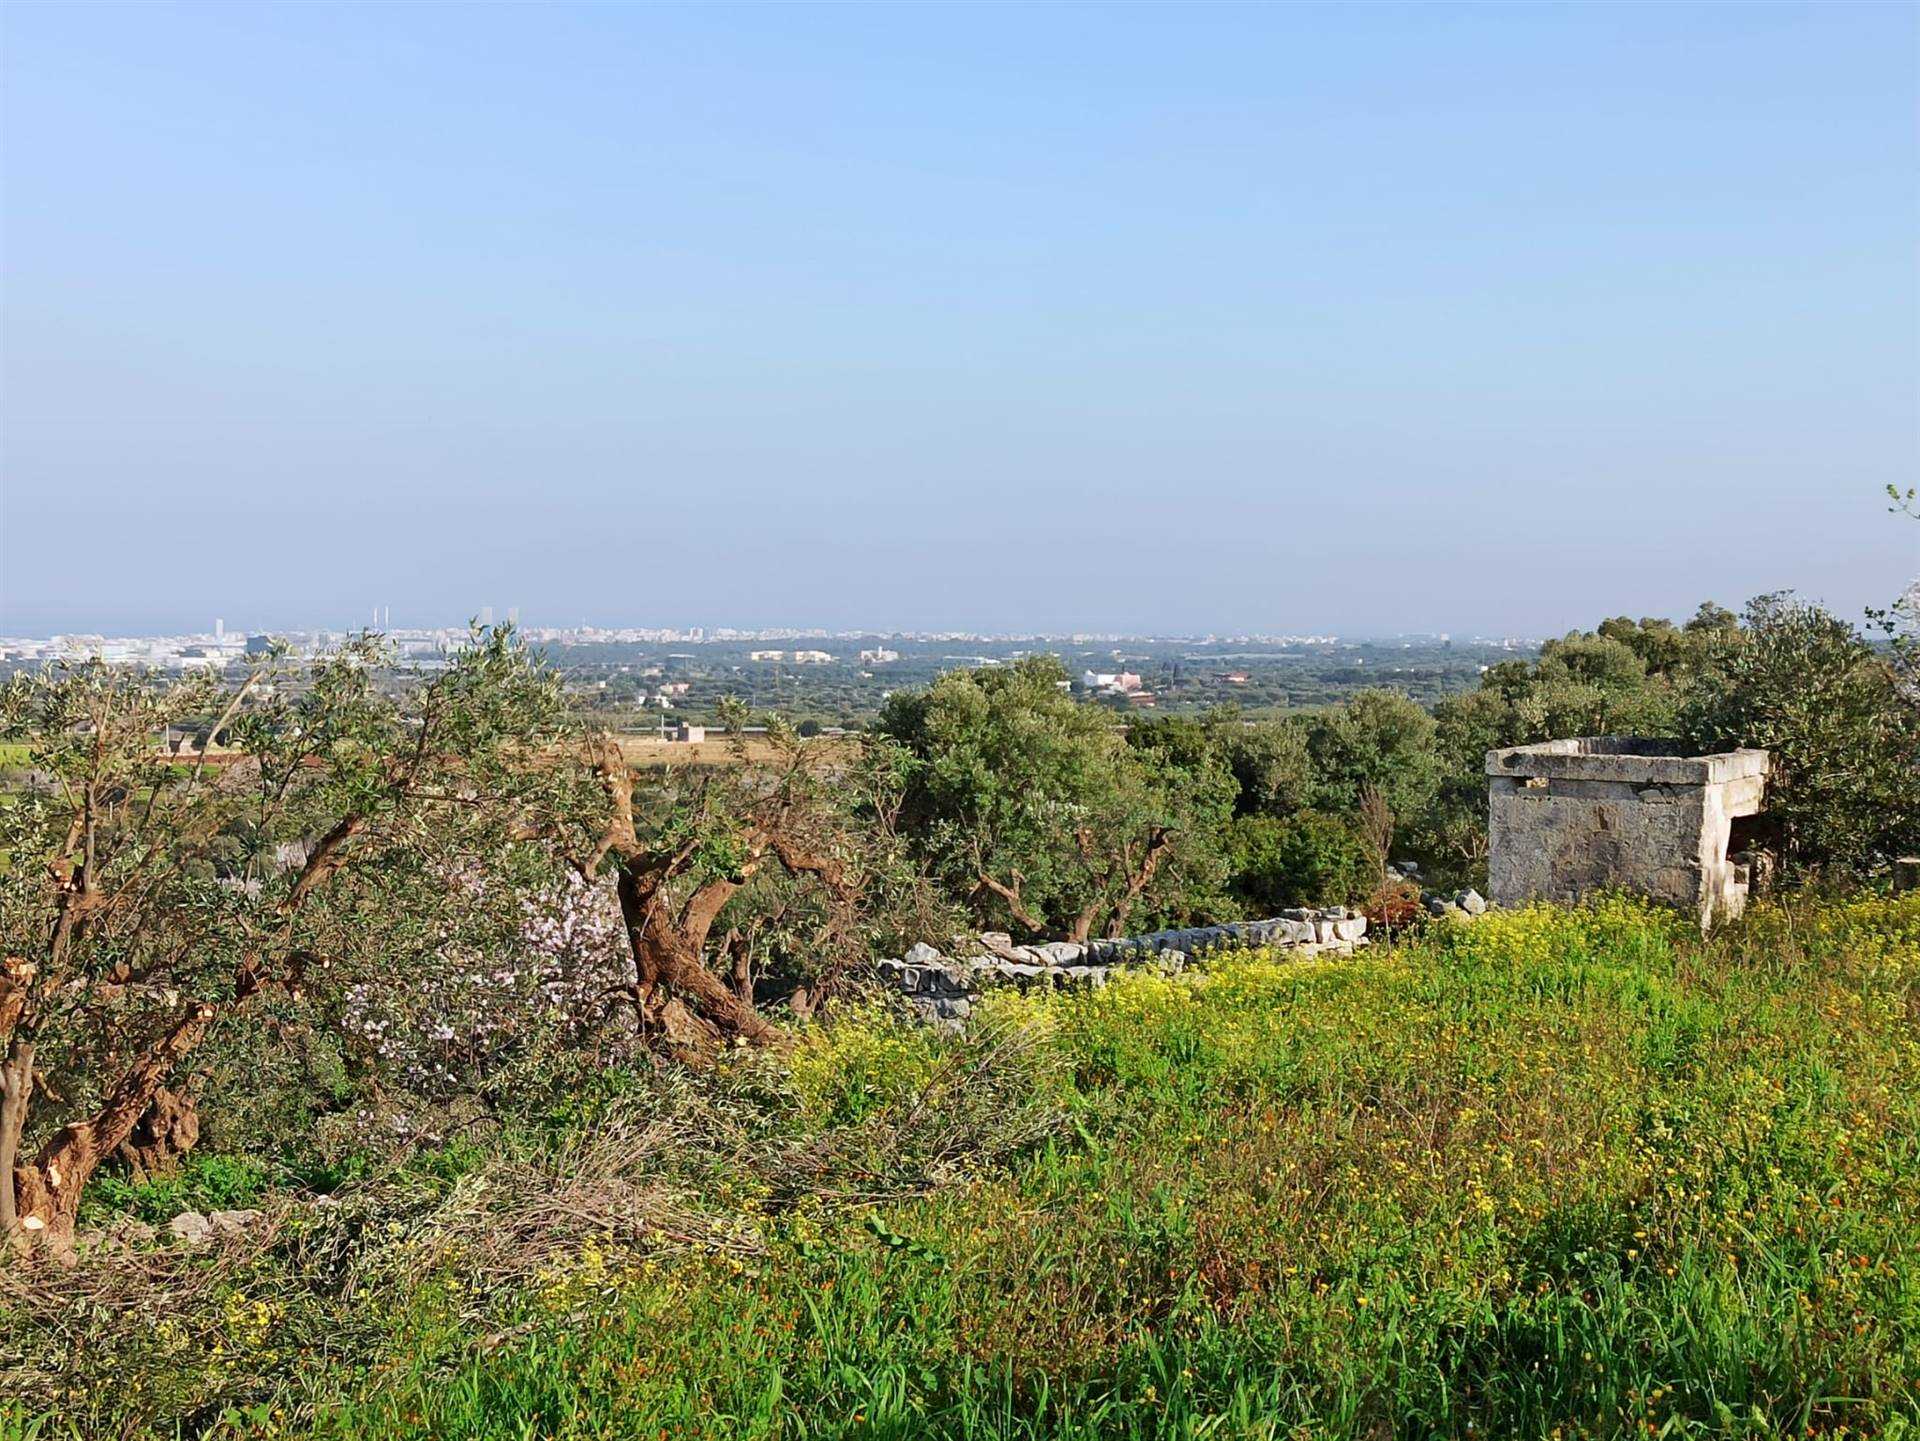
[9,897,1920,1439]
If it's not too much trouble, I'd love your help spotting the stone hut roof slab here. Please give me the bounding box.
[1485,736,1769,785]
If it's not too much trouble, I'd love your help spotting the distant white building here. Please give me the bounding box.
[748,650,785,662]
[792,650,834,664]
[670,723,706,743]
[859,648,900,665]
[1081,670,1142,694]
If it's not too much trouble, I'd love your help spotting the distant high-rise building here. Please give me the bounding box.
[479,606,494,627]
[214,618,224,640]
[507,606,520,626]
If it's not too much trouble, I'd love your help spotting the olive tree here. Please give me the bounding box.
[878,657,1234,942]
[537,704,883,1055]
[1683,594,1920,878]
[0,630,572,1261]
[1302,688,1439,872]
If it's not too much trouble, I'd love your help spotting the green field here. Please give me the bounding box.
[7,895,1918,1439]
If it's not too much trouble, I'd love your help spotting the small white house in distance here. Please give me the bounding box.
[792,650,834,664]
[749,650,784,662]
[859,648,900,664]
[670,723,706,743]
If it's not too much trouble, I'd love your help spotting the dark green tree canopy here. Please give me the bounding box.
[877,657,1233,941]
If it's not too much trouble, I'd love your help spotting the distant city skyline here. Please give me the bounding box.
[0,616,1490,646]
[3,4,1916,636]
[0,581,1903,647]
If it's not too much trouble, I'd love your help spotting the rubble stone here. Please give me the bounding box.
[878,909,1367,1023]
[168,1211,212,1244]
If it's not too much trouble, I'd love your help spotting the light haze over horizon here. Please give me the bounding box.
[2,2,1915,639]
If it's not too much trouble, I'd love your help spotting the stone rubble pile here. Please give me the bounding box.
[1424,887,1488,918]
[1391,860,1492,921]
[879,909,1369,1024]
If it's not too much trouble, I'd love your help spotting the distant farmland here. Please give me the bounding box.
[615,733,852,770]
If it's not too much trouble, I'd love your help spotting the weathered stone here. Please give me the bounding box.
[1487,737,1769,930]
[1459,888,1488,915]
[209,1209,263,1237]
[881,908,1375,1026]
[904,941,943,966]
[168,1211,212,1245]
[85,1214,159,1254]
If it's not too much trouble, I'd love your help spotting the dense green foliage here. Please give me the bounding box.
[7,895,1917,1438]
[878,658,1236,940]
[1684,595,1920,877]
[1223,811,1379,912]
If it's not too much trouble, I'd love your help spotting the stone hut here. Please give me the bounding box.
[1486,737,1769,930]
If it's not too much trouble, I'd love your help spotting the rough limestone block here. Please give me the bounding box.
[1330,915,1368,942]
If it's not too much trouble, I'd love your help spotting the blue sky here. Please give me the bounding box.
[2,2,1914,636]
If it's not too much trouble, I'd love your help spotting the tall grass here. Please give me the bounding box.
[6,895,1917,1439]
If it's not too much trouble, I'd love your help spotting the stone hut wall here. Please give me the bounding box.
[1486,736,1768,930]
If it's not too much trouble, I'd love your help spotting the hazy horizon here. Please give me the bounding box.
[3,3,1916,637]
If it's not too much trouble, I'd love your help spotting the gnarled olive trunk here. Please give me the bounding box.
[613,870,781,1053]
[10,1003,214,1263]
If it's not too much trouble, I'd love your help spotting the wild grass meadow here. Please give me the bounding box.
[6,894,1916,1440]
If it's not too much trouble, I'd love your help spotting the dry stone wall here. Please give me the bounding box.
[879,909,1369,1024]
